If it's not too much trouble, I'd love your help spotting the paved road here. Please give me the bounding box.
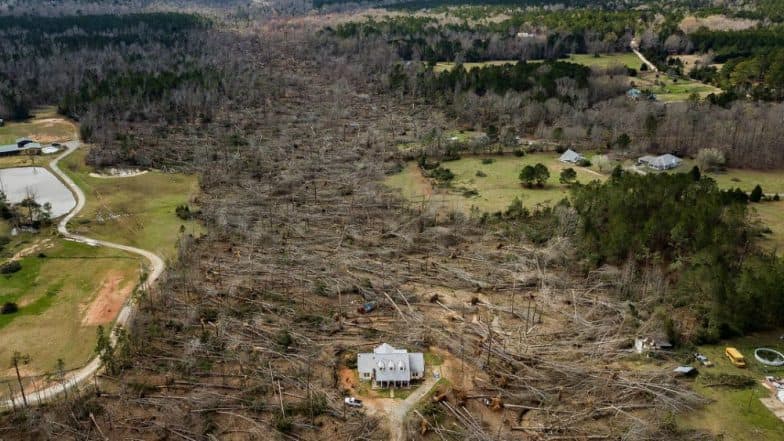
[1,141,165,410]
[387,377,438,441]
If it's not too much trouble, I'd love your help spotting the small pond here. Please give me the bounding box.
[0,167,76,218]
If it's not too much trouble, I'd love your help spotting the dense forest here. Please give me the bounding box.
[0,12,265,167]
[571,171,784,341]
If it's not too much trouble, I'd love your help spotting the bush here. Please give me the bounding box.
[481,158,494,165]
[175,204,194,220]
[475,170,487,177]
[0,260,22,274]
[696,148,726,172]
[576,158,592,167]
[430,167,455,184]
[1,302,18,314]
[560,168,577,185]
[512,149,525,157]
[750,184,763,202]
[593,155,613,173]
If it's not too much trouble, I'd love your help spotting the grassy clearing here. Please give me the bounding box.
[565,53,643,69]
[385,153,606,213]
[60,148,203,260]
[753,202,784,251]
[433,60,519,73]
[0,239,139,384]
[632,73,721,102]
[0,106,75,145]
[679,332,784,440]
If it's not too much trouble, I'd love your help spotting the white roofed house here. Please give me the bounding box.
[559,149,584,164]
[357,343,425,389]
[638,153,682,170]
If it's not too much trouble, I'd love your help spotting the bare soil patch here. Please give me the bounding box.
[82,270,134,326]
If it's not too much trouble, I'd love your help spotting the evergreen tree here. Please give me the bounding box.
[750,184,763,202]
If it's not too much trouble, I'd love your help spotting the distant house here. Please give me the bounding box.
[627,88,642,100]
[559,148,584,164]
[638,153,682,170]
[0,138,41,156]
[357,343,425,389]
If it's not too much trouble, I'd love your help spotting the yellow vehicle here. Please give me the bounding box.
[725,347,746,368]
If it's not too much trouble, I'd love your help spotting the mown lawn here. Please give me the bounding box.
[632,73,721,102]
[566,52,643,69]
[60,148,203,260]
[0,239,139,385]
[679,332,784,441]
[385,153,606,214]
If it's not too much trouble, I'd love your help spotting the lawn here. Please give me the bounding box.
[385,153,606,214]
[0,106,76,145]
[433,53,641,73]
[433,60,519,73]
[60,148,203,260]
[565,52,643,69]
[0,239,139,392]
[753,202,784,251]
[678,332,784,440]
[632,73,721,102]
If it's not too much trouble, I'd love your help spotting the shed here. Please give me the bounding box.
[673,366,698,377]
[638,154,682,170]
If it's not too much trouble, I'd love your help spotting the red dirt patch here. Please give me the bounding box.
[82,270,134,326]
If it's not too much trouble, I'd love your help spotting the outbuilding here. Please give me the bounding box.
[638,153,682,170]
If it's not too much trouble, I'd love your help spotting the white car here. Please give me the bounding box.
[344,397,363,408]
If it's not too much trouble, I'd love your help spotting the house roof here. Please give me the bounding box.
[559,149,583,163]
[0,144,20,154]
[358,343,425,382]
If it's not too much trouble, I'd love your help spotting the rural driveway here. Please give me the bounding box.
[630,39,657,72]
[387,377,438,441]
[1,141,165,410]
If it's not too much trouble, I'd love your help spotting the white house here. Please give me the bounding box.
[638,154,682,170]
[559,149,584,164]
[357,343,425,389]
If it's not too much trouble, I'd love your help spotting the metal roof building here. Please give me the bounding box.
[357,343,425,389]
[638,153,682,170]
[559,149,584,164]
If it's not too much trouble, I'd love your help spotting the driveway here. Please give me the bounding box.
[1,142,165,410]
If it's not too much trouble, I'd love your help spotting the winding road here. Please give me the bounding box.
[1,141,165,410]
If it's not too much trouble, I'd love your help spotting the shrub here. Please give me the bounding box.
[696,148,726,172]
[175,204,194,220]
[750,184,763,202]
[576,158,592,167]
[512,149,525,157]
[560,168,577,185]
[593,155,613,173]
[481,158,494,165]
[1,302,18,314]
[430,167,454,184]
[0,260,22,274]
[475,170,487,177]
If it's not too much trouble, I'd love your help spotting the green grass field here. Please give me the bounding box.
[632,73,721,102]
[385,153,606,213]
[0,107,76,145]
[433,60,519,73]
[60,148,203,260]
[565,53,643,69]
[679,332,784,440]
[0,239,139,387]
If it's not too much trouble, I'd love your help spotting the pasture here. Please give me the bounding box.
[679,332,784,441]
[386,153,605,214]
[0,107,75,145]
[0,239,139,392]
[61,148,203,260]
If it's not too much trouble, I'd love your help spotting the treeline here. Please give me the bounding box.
[571,170,784,341]
[0,12,260,168]
[410,61,591,103]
